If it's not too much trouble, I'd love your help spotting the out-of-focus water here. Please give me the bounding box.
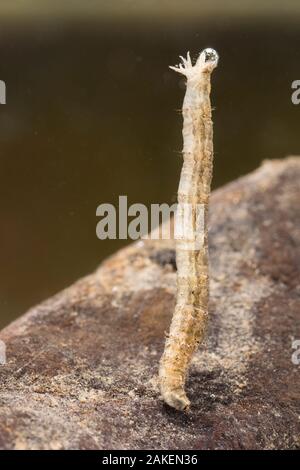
[0,19,299,328]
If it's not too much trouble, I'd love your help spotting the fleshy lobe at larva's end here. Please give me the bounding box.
[169,48,218,79]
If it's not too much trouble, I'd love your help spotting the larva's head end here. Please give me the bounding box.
[160,383,191,411]
[163,391,191,412]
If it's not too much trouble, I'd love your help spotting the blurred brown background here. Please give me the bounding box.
[0,1,300,328]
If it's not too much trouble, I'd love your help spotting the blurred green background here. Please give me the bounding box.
[0,1,300,328]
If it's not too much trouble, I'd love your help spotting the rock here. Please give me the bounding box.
[0,157,299,450]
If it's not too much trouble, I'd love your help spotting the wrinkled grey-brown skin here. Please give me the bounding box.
[159,50,218,410]
[0,158,299,449]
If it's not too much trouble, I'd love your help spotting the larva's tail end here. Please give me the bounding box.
[169,51,192,77]
[169,48,218,81]
[197,48,219,70]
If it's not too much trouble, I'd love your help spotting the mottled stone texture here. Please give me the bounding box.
[0,157,299,450]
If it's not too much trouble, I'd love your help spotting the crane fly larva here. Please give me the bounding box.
[159,48,219,411]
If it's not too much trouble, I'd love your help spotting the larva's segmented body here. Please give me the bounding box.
[159,49,218,411]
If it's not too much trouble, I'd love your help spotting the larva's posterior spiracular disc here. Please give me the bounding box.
[202,48,219,64]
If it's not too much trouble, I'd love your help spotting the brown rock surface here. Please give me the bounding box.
[0,157,299,450]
